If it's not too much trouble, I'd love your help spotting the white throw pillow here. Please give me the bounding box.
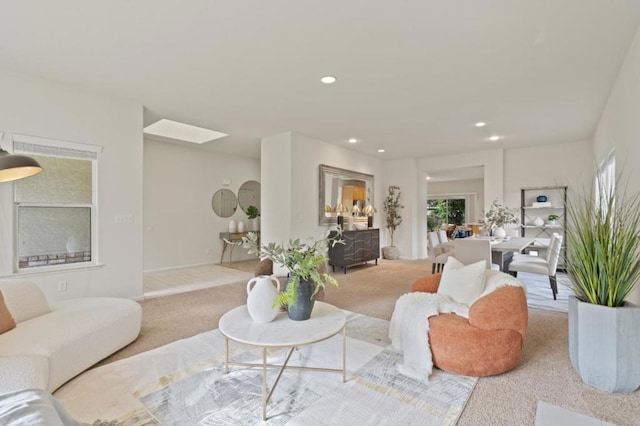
[437,257,486,305]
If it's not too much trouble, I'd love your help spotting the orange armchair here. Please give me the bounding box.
[411,273,528,377]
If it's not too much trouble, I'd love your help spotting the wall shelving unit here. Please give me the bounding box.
[520,185,567,268]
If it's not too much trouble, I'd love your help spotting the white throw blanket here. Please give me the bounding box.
[389,270,525,382]
[389,292,469,382]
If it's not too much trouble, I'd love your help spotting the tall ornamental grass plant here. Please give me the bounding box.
[565,179,640,307]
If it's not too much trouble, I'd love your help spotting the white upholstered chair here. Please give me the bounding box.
[508,234,563,299]
[428,231,452,273]
[454,239,501,270]
[437,230,449,244]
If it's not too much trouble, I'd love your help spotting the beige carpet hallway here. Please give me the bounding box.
[93,259,640,425]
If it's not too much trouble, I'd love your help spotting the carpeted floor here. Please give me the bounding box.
[58,312,477,425]
[89,259,640,425]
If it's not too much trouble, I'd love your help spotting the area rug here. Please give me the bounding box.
[55,312,477,425]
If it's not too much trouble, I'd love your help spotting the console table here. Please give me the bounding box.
[219,231,259,264]
[328,228,380,273]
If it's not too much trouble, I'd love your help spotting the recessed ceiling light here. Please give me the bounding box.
[377,149,385,153]
[321,76,337,84]
[348,138,358,144]
[426,176,432,180]
[475,122,486,127]
[489,135,501,141]
[144,119,227,144]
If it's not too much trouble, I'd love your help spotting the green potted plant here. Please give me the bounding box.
[382,185,403,259]
[547,214,559,225]
[483,200,519,238]
[246,205,260,231]
[565,177,640,393]
[242,231,342,320]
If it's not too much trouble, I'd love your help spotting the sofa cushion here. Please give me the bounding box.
[0,281,50,323]
[0,291,16,334]
[437,257,486,304]
[0,355,49,394]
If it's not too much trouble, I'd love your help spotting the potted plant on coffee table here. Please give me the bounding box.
[565,176,640,393]
[242,231,342,321]
[382,185,403,259]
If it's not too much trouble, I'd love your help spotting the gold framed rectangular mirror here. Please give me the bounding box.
[319,164,374,226]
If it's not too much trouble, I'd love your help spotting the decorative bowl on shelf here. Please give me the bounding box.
[536,195,548,202]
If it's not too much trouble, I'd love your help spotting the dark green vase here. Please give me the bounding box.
[286,277,315,321]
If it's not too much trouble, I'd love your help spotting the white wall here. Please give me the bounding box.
[593,24,640,304]
[427,178,485,223]
[143,140,260,271]
[261,131,384,249]
[0,71,144,301]
[503,139,593,236]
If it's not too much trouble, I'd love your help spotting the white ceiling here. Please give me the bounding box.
[2,1,639,160]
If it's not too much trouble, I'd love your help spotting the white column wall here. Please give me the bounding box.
[382,159,421,259]
[260,131,384,252]
[0,71,143,301]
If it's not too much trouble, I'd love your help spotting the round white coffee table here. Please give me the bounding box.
[219,302,347,420]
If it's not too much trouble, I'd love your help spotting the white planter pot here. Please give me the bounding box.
[568,296,640,393]
[382,246,399,260]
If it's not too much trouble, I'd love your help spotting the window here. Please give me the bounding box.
[13,135,101,271]
[595,149,615,213]
[427,198,467,228]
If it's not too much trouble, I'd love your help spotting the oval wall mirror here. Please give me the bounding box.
[238,180,261,214]
[211,189,238,218]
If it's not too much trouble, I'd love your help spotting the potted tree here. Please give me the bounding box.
[382,185,403,259]
[242,231,342,321]
[565,177,640,393]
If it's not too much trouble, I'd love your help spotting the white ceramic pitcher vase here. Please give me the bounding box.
[246,275,281,323]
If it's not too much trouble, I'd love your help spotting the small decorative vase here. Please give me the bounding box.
[367,215,373,228]
[246,275,281,323]
[534,217,545,227]
[347,215,354,231]
[237,221,245,232]
[286,277,315,321]
[537,195,548,202]
[493,226,507,239]
[228,219,237,233]
[252,217,260,231]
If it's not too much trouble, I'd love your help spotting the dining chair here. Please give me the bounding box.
[508,235,563,299]
[428,231,452,274]
[437,230,449,244]
[454,239,501,270]
[512,233,559,264]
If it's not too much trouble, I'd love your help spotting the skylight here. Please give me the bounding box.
[144,119,227,144]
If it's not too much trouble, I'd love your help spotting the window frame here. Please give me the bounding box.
[12,134,102,274]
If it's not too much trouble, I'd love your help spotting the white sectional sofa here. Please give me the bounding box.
[0,280,142,394]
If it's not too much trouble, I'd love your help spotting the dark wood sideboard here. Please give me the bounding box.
[328,228,380,274]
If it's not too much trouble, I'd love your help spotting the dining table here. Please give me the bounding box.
[439,236,534,272]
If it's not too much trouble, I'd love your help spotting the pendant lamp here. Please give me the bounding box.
[0,147,43,183]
